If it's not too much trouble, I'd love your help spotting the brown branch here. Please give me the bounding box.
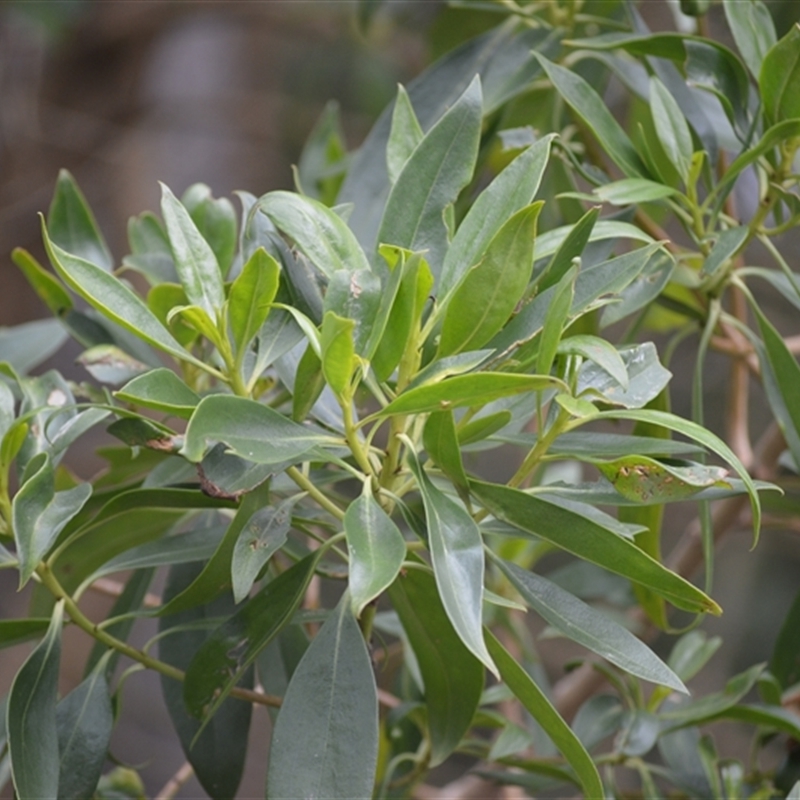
[154,761,194,800]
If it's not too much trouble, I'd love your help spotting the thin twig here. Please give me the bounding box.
[155,761,194,800]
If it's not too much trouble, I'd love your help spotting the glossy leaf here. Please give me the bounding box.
[471,480,720,615]
[558,335,628,389]
[439,203,542,356]
[56,652,113,800]
[228,247,280,357]
[182,183,237,276]
[387,84,423,184]
[485,629,604,800]
[115,368,200,420]
[723,0,776,79]
[159,562,252,800]
[377,75,482,282]
[760,23,800,124]
[344,487,406,618]
[377,373,565,417]
[439,135,554,300]
[47,170,113,272]
[7,601,63,800]
[423,410,468,492]
[649,77,693,182]
[267,594,378,800]
[388,568,484,766]
[181,394,335,464]
[407,450,495,674]
[160,183,226,317]
[497,558,686,692]
[323,268,381,356]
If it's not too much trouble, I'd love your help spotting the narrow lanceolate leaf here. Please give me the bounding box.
[47,170,113,272]
[536,54,646,178]
[649,77,693,183]
[160,183,225,317]
[471,480,720,615]
[723,0,776,80]
[320,312,356,397]
[558,336,628,390]
[484,629,604,800]
[377,75,482,283]
[57,651,113,800]
[12,453,92,587]
[389,568,484,766]
[42,221,204,368]
[377,373,566,417]
[496,558,686,693]
[439,134,555,300]
[537,266,576,377]
[760,23,800,124]
[257,190,370,277]
[181,394,336,464]
[228,247,280,357]
[267,594,378,800]
[7,601,63,800]
[344,489,406,618]
[116,368,200,420]
[12,248,73,316]
[439,203,542,356]
[407,450,496,674]
[387,84,424,184]
[423,410,469,492]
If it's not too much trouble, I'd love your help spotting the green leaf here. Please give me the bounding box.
[471,480,720,615]
[387,85,424,185]
[649,78,693,183]
[228,247,280,357]
[723,0,776,80]
[0,319,69,378]
[406,449,496,674]
[12,454,92,586]
[256,190,370,277]
[377,75,482,282]
[558,335,628,390]
[537,266,576,377]
[497,558,686,691]
[292,344,325,422]
[344,487,406,618]
[231,496,297,604]
[296,100,347,205]
[182,183,237,276]
[423,410,469,492]
[760,23,800,124]
[771,587,800,690]
[320,311,356,398]
[181,394,335,464]
[42,221,203,368]
[12,248,73,316]
[167,304,224,350]
[457,410,513,446]
[484,629,604,800]
[160,183,226,317]
[0,619,50,650]
[183,552,318,724]
[669,630,722,682]
[439,135,555,300]
[323,268,381,356]
[47,169,113,272]
[377,373,566,417]
[125,210,176,284]
[7,601,63,800]
[267,594,378,800]
[388,568,484,766]
[439,203,543,356]
[536,54,646,178]
[159,562,252,800]
[115,368,200,420]
[56,652,113,800]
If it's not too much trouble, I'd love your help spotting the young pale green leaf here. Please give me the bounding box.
[439,135,555,300]
[344,489,406,618]
[406,449,496,675]
[389,568,484,766]
[257,190,370,277]
[47,170,113,272]
[159,562,252,800]
[267,593,378,800]
[457,410,512,446]
[497,558,686,692]
[649,77,693,183]
[471,480,720,615]
[423,410,469,493]
[439,203,542,356]
[323,268,381,356]
[167,304,224,351]
[536,54,646,178]
[115,368,200,420]
[320,311,356,398]
[231,496,297,603]
[182,183,238,276]
[12,454,92,587]
[7,601,63,800]
[536,206,599,294]
[558,335,628,390]
[160,183,226,317]
[537,266,576,377]
[292,343,326,422]
[56,651,113,800]
[484,629,604,800]
[12,248,73,316]
[387,84,424,184]
[183,552,318,725]
[723,0,776,80]
[377,373,565,417]
[228,247,280,357]
[377,75,482,282]
[181,394,335,465]
[760,24,800,124]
